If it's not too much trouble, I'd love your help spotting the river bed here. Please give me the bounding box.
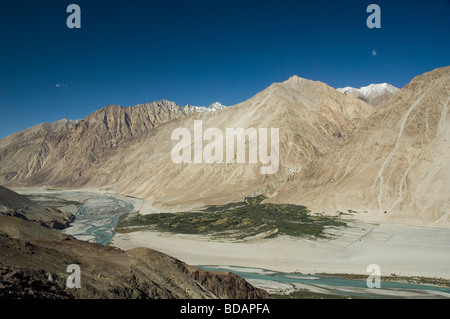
[23,190,135,245]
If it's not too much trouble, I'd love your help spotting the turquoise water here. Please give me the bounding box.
[68,196,134,245]
[76,210,121,245]
[198,266,450,299]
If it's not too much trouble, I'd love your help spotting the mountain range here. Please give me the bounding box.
[0,66,448,225]
[272,67,449,224]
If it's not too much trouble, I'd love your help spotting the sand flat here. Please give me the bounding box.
[111,221,450,280]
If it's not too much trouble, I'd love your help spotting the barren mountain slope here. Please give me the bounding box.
[109,76,373,208]
[0,100,191,186]
[269,66,450,225]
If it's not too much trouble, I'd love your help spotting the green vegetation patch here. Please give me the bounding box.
[116,195,346,240]
[271,289,361,299]
[313,273,450,288]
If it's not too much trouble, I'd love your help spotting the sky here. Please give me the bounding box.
[0,0,449,139]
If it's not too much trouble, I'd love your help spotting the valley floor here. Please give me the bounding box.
[111,220,450,281]
[13,187,450,284]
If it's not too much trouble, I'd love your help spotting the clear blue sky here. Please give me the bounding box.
[0,0,449,139]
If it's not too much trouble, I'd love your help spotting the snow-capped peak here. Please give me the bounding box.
[208,102,227,111]
[337,83,400,109]
[337,83,399,98]
[359,83,399,97]
[183,102,228,114]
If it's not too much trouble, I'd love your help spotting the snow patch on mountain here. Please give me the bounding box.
[337,83,400,109]
[184,102,228,113]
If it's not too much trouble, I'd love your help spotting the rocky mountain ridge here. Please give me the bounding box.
[272,66,450,224]
[0,214,269,299]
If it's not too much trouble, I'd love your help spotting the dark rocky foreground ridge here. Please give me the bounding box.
[0,213,269,299]
[0,186,74,229]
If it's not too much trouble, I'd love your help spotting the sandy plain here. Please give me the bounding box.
[111,219,450,280]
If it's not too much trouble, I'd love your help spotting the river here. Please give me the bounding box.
[23,190,135,245]
[64,194,134,245]
[198,265,450,299]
